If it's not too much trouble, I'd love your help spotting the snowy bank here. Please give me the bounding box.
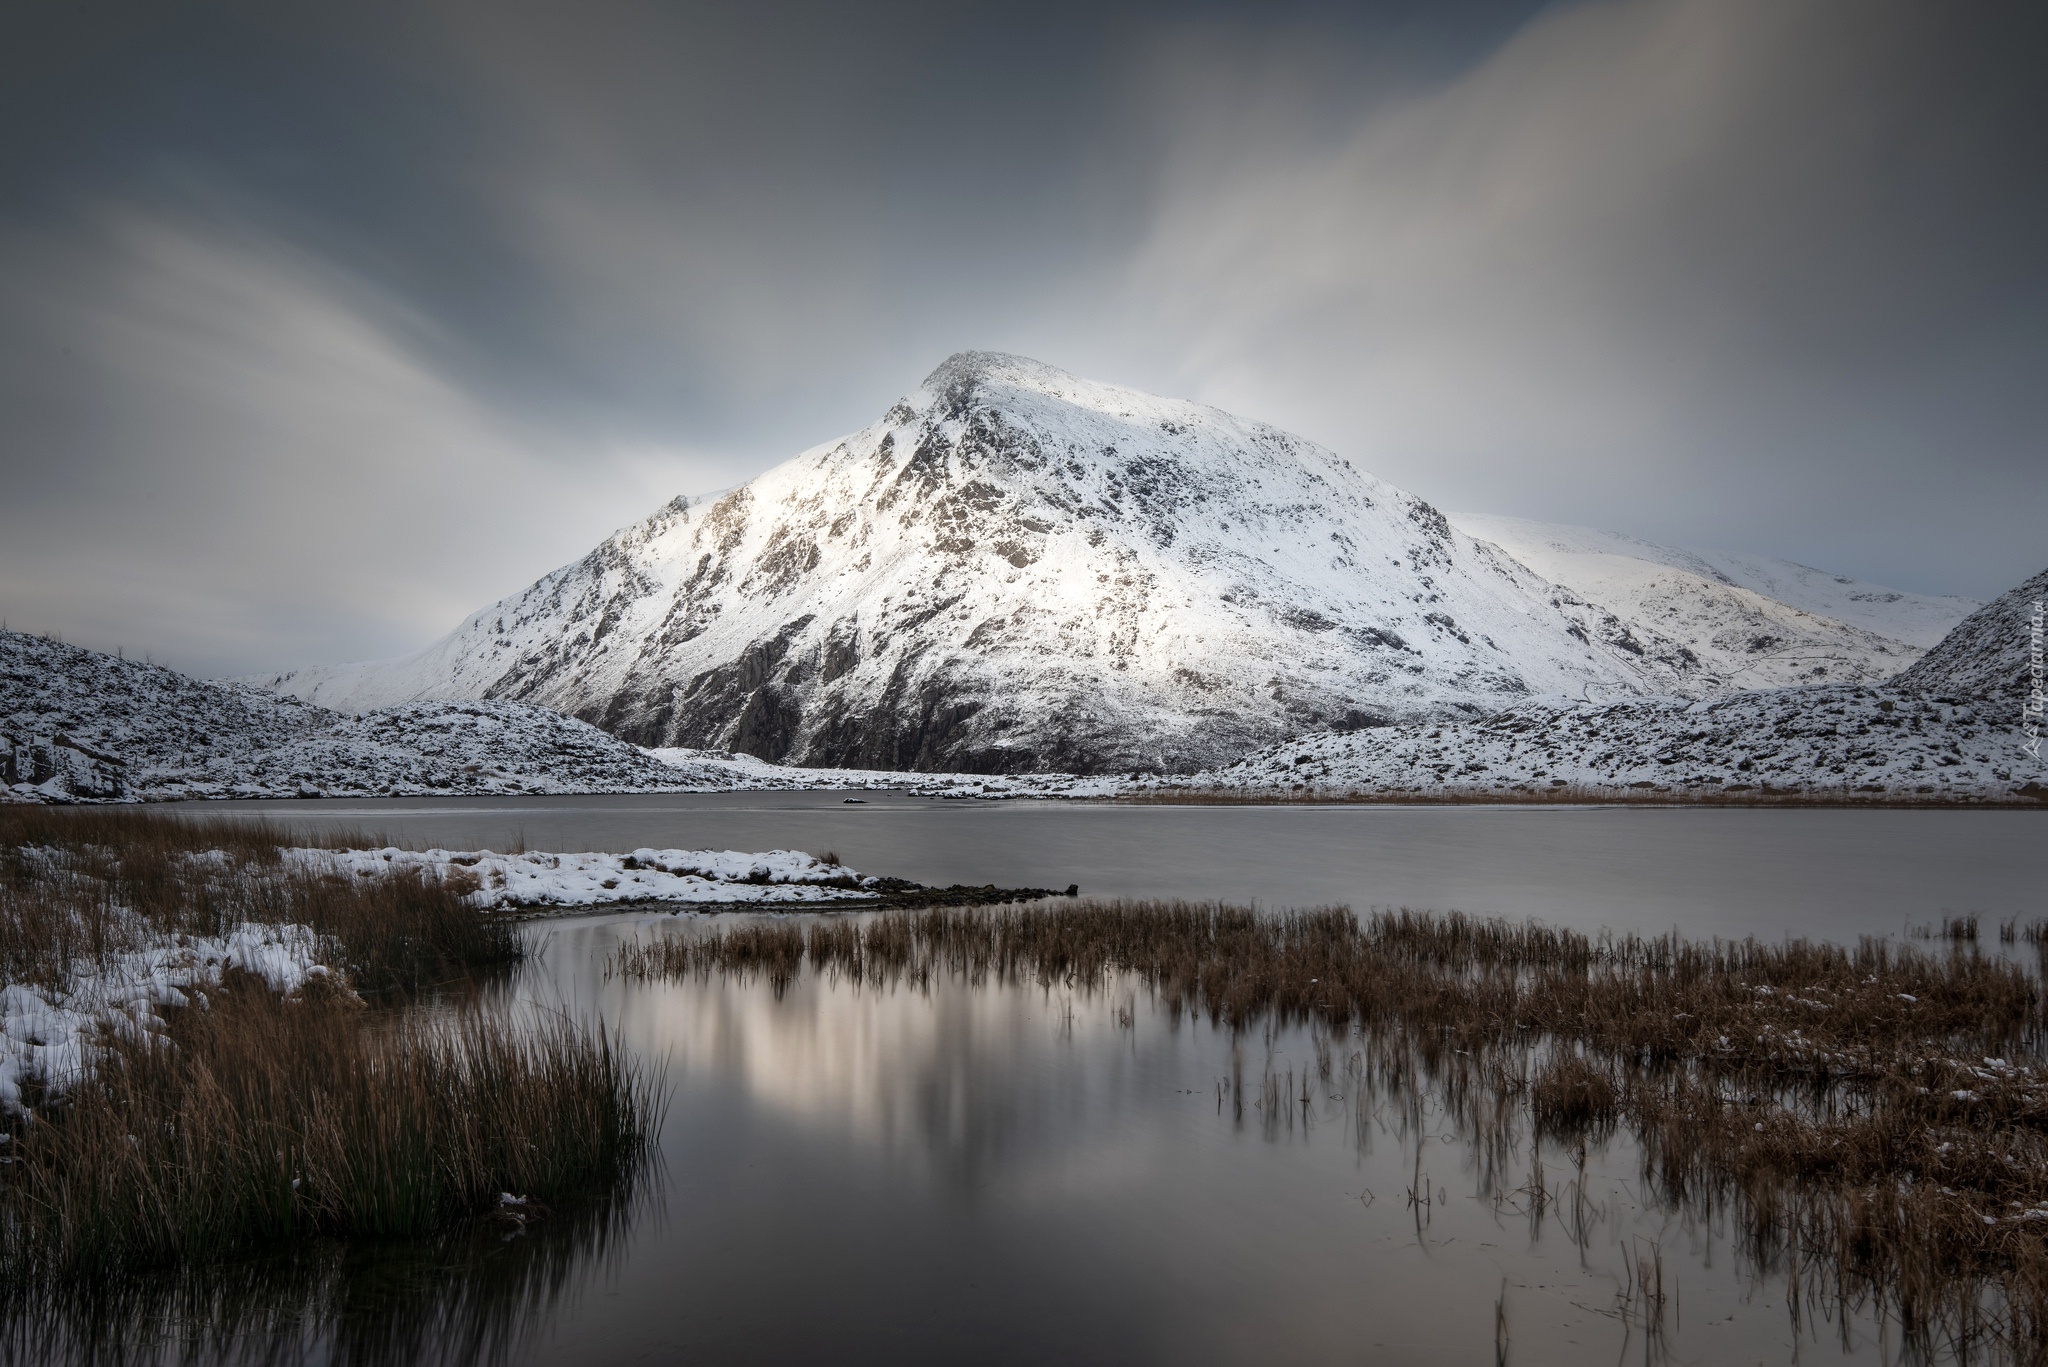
[295,846,881,909]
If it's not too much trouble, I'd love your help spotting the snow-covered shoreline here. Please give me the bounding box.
[0,838,898,1112]
[294,845,883,909]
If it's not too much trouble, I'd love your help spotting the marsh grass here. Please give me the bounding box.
[613,899,2048,1355]
[0,807,655,1290]
[1,986,653,1282]
[0,805,517,993]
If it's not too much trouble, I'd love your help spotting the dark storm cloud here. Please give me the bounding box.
[0,0,2039,674]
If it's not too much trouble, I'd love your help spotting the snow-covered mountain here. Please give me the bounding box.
[255,352,1951,775]
[1447,514,1977,690]
[11,557,2035,805]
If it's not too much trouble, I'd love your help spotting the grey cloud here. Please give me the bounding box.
[0,0,2039,676]
[0,204,741,676]
[1104,0,2048,596]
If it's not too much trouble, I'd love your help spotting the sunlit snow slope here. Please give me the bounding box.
[252,354,1964,775]
[1448,514,1978,690]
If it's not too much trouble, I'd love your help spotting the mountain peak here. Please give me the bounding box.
[920,350,1070,395]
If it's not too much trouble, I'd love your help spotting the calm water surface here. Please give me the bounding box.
[202,792,2044,941]
[71,798,2043,1364]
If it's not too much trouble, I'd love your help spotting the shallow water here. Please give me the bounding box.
[491,911,1896,1367]
[37,798,2044,1363]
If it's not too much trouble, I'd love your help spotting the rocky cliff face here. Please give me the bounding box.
[249,354,1944,774]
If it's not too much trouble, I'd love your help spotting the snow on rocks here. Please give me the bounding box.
[1,630,708,802]
[0,922,333,1111]
[1147,685,2039,803]
[1896,567,2048,707]
[297,846,880,909]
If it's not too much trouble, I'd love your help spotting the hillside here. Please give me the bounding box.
[251,353,1905,775]
[1165,686,2035,803]
[1101,562,2044,804]
[1,631,702,800]
[1894,567,2047,706]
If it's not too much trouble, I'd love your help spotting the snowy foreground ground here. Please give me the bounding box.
[0,842,886,1111]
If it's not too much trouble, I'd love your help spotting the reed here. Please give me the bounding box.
[613,899,2048,1352]
[0,1161,645,1367]
[0,986,654,1283]
[0,807,654,1290]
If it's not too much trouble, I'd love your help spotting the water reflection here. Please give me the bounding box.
[23,903,2021,1365]
[572,913,1901,1365]
[0,1178,649,1367]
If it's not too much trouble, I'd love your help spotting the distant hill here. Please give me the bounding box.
[1448,514,1975,683]
[1142,562,2046,804]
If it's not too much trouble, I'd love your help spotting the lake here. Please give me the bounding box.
[201,792,2042,942]
[47,797,2045,1364]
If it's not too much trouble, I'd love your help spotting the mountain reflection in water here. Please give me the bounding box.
[27,899,2037,1365]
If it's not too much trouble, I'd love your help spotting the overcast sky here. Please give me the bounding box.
[3,0,2043,676]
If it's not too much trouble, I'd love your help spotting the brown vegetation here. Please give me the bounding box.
[0,805,517,993]
[0,807,655,1289]
[0,1167,644,1367]
[613,900,2048,1354]
[0,987,653,1283]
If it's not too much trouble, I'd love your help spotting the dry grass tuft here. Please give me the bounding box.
[0,988,653,1283]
